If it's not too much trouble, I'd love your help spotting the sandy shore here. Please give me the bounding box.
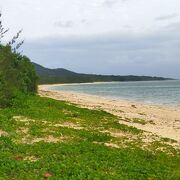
[39,84,180,143]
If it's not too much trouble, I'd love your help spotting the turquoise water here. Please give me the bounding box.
[49,80,180,106]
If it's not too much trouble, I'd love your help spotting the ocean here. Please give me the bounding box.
[49,80,180,107]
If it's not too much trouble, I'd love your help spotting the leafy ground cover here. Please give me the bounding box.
[0,95,180,179]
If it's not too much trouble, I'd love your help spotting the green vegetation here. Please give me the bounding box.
[132,118,147,125]
[34,63,172,84]
[0,13,179,179]
[0,14,37,107]
[0,95,179,179]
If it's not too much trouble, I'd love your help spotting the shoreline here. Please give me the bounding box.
[38,85,180,143]
[39,79,177,87]
[39,81,118,88]
[40,82,180,108]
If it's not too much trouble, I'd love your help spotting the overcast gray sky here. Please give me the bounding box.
[1,0,180,78]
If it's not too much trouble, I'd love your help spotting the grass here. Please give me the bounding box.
[132,118,147,125]
[0,95,180,179]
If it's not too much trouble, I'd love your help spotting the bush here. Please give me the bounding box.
[0,45,38,107]
[0,13,37,107]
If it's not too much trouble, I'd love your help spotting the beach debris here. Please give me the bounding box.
[43,172,53,179]
[131,104,137,108]
[15,156,23,161]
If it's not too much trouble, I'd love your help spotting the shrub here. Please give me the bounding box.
[0,45,38,107]
[0,14,38,107]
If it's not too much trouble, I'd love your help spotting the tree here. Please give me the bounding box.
[0,13,38,107]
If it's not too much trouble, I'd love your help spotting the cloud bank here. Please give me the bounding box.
[24,23,180,78]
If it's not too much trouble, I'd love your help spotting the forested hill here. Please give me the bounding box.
[33,63,172,84]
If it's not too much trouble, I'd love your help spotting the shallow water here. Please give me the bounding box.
[49,80,180,106]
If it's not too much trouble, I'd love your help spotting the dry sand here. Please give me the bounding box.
[39,84,180,143]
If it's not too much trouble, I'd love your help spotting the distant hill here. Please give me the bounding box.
[33,63,172,84]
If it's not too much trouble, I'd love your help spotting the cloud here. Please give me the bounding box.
[165,21,180,31]
[103,0,128,7]
[103,0,118,8]
[54,19,88,28]
[23,26,180,78]
[81,19,88,24]
[155,13,178,21]
[54,20,73,28]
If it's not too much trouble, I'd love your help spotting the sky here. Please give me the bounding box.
[0,0,180,78]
